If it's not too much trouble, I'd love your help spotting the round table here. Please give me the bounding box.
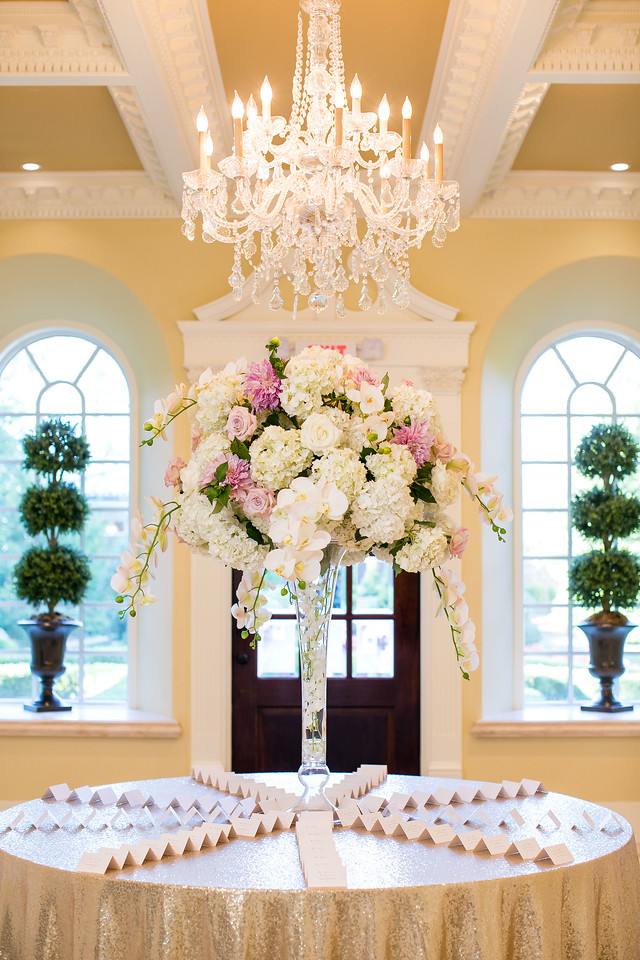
[0,773,638,960]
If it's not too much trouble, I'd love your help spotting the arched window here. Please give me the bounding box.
[0,332,131,703]
[520,333,640,706]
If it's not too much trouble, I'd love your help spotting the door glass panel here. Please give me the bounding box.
[352,556,394,613]
[352,620,394,677]
[257,620,299,678]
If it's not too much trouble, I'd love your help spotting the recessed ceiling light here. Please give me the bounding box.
[22,162,41,172]
[610,162,629,172]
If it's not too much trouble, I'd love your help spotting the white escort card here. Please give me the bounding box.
[448,830,483,852]
[117,789,146,808]
[536,809,561,830]
[90,787,117,806]
[505,838,542,860]
[534,843,574,866]
[42,783,72,802]
[474,834,511,856]
[68,785,93,804]
[296,811,347,889]
[498,808,525,828]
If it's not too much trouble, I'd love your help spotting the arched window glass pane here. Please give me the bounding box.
[556,337,624,384]
[521,349,575,414]
[520,334,640,706]
[0,333,131,704]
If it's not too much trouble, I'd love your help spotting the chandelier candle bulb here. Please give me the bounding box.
[402,97,412,160]
[196,105,208,169]
[350,74,362,115]
[261,77,272,120]
[205,134,213,169]
[434,124,444,182]
[247,95,258,121]
[232,92,244,158]
[420,141,430,178]
[378,94,390,134]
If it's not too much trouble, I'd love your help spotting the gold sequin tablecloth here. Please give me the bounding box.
[0,774,638,960]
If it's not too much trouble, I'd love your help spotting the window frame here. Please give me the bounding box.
[515,328,640,709]
[0,326,138,707]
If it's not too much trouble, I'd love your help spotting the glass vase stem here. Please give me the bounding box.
[293,540,346,809]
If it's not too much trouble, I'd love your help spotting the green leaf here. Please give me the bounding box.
[381,372,390,392]
[214,461,229,482]
[410,481,436,504]
[245,521,265,545]
[230,439,251,461]
[211,487,231,513]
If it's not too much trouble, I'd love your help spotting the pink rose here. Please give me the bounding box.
[164,457,186,489]
[191,425,203,450]
[432,434,455,463]
[449,526,470,559]
[226,405,258,442]
[241,486,275,521]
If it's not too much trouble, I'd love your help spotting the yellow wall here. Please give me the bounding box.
[0,215,639,803]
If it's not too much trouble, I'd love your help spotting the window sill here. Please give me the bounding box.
[0,703,182,739]
[471,705,640,738]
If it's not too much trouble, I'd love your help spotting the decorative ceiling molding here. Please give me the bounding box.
[482,81,549,195]
[531,0,640,77]
[0,171,179,219]
[0,0,126,81]
[472,170,640,218]
[420,0,561,216]
[110,86,173,198]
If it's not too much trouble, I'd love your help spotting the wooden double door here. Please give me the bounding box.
[232,559,420,774]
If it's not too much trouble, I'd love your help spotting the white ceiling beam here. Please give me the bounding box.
[421,0,560,217]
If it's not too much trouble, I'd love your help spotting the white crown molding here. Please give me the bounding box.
[0,0,127,81]
[531,0,640,78]
[420,0,561,217]
[110,86,173,198]
[472,170,640,218]
[0,171,179,219]
[483,81,549,196]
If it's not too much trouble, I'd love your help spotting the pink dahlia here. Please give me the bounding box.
[391,420,434,467]
[348,366,381,389]
[200,453,251,497]
[244,359,282,414]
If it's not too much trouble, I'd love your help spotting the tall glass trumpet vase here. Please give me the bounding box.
[293,541,346,812]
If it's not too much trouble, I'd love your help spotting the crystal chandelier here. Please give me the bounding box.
[181,0,460,315]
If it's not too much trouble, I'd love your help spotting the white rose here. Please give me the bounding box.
[300,412,343,454]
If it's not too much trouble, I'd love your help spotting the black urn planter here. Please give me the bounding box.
[578,620,635,713]
[19,618,80,712]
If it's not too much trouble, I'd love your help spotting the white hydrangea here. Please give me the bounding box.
[311,448,367,503]
[351,474,416,544]
[327,518,375,566]
[249,425,313,490]
[365,446,417,484]
[173,491,267,571]
[195,370,245,433]
[421,503,456,537]
[390,382,435,424]
[280,346,345,419]
[430,461,464,508]
[395,527,449,573]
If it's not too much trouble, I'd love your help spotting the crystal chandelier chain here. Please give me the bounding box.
[181,0,460,315]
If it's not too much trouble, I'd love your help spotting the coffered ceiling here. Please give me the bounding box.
[0,0,638,220]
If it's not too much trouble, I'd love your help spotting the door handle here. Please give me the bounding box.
[235,652,250,665]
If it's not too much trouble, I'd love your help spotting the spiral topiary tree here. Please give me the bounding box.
[569,422,640,624]
[14,419,91,619]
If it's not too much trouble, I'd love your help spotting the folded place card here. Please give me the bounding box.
[499,808,525,827]
[520,779,547,796]
[426,824,456,845]
[145,839,169,860]
[337,809,364,829]
[6,811,25,831]
[386,792,412,811]
[432,787,455,806]
[229,817,261,838]
[68,785,93,804]
[380,815,406,837]
[77,850,114,875]
[499,781,522,799]
[474,834,511,856]
[42,783,72,802]
[162,832,190,857]
[135,809,155,830]
[536,809,561,829]
[34,810,59,830]
[306,863,347,888]
[534,843,574,866]
[170,793,197,811]
[123,842,150,867]
[359,812,384,833]
[452,786,479,804]
[448,829,483,851]
[401,820,430,840]
[410,790,432,807]
[477,783,502,801]
[117,790,146,809]
[90,787,117,806]
[505,838,542,860]
[581,810,596,829]
[110,811,133,830]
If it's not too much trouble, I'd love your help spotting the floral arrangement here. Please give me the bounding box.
[112,340,511,678]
